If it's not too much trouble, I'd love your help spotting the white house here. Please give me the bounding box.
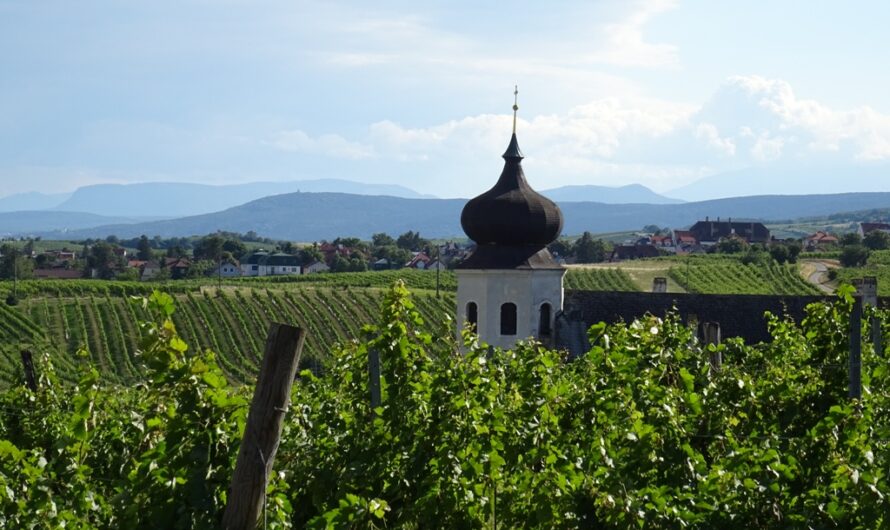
[240,251,301,276]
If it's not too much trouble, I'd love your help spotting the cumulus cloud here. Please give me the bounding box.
[696,75,890,162]
[267,75,890,196]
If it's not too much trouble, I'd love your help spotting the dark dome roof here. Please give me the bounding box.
[460,134,563,247]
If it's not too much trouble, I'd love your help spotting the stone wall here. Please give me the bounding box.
[563,290,835,344]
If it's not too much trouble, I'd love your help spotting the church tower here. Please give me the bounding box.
[456,89,566,349]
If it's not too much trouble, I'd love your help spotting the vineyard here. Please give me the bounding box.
[0,284,455,386]
[669,259,821,295]
[835,250,890,296]
[0,284,888,528]
[564,268,639,291]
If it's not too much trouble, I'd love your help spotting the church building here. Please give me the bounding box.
[456,92,566,348]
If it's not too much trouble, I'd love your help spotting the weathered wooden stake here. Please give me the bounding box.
[652,277,667,293]
[853,276,882,357]
[369,348,381,410]
[702,322,721,376]
[20,350,37,391]
[223,323,305,530]
[849,296,862,399]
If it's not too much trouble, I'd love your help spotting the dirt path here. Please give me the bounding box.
[801,259,837,294]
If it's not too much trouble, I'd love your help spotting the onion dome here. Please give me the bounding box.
[460,133,563,247]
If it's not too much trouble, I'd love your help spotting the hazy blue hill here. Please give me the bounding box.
[35,191,890,241]
[667,164,890,202]
[53,179,433,217]
[0,211,142,237]
[541,183,682,204]
[49,193,467,241]
[0,192,70,212]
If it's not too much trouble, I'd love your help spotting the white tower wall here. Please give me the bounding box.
[456,268,565,349]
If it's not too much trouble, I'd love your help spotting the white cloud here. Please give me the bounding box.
[584,0,680,67]
[266,75,890,196]
[698,75,890,162]
[271,129,374,159]
[695,123,736,156]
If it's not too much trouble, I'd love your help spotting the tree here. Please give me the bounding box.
[330,254,350,273]
[86,242,123,279]
[717,237,747,254]
[573,232,606,263]
[840,244,870,267]
[643,224,662,234]
[372,233,395,247]
[0,243,34,280]
[863,230,890,250]
[548,239,572,258]
[769,244,790,264]
[193,235,224,261]
[137,235,153,261]
[396,231,428,251]
[299,246,324,265]
[840,232,862,246]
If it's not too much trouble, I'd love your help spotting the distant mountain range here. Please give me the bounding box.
[0,192,72,212]
[667,164,890,202]
[0,211,145,236]
[20,191,890,242]
[0,180,681,217]
[540,184,682,204]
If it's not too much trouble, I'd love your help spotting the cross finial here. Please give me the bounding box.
[512,85,519,134]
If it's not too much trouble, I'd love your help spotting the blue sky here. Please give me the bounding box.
[2,0,890,199]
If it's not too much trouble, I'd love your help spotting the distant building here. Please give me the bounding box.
[240,251,300,276]
[687,218,770,245]
[302,260,329,274]
[858,222,890,237]
[140,260,162,281]
[214,259,242,278]
[609,244,660,261]
[34,269,82,280]
[164,257,192,279]
[804,231,839,250]
[406,251,432,269]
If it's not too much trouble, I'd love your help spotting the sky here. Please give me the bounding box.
[2,0,890,200]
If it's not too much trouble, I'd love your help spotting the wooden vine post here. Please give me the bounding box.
[20,350,37,391]
[702,322,721,377]
[223,323,305,530]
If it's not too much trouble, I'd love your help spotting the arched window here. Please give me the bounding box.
[466,302,478,331]
[500,303,517,335]
[539,303,552,337]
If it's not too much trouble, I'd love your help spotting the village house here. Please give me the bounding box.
[140,260,162,281]
[804,231,839,250]
[240,251,300,277]
[406,251,432,269]
[164,257,192,279]
[213,259,242,278]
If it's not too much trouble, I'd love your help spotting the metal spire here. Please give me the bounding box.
[512,85,519,134]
